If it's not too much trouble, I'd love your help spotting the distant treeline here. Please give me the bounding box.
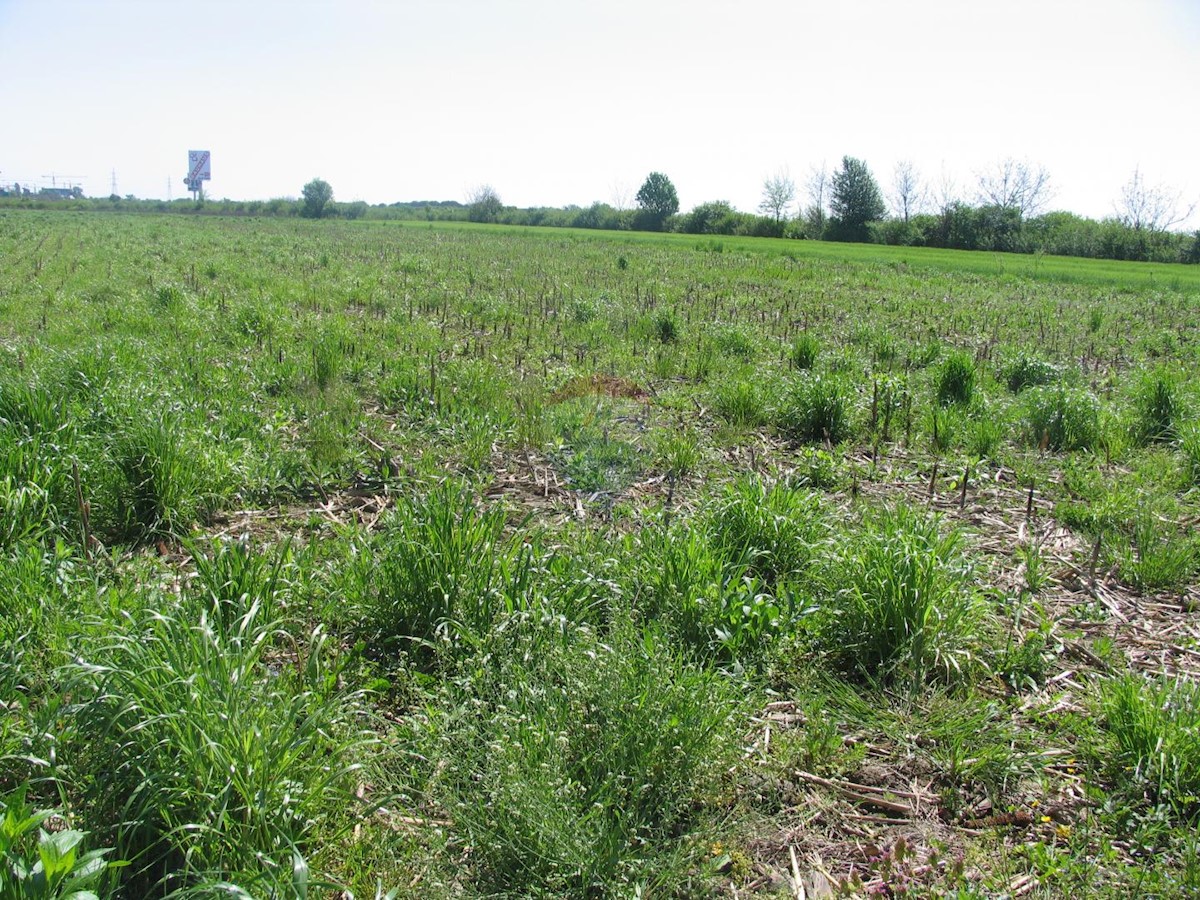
[3,193,1197,265]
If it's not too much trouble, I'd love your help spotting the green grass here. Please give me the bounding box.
[4,208,1200,897]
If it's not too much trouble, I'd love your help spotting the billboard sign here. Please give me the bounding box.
[187,150,211,187]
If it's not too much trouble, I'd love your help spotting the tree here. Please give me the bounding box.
[467,184,503,223]
[829,156,886,242]
[634,172,679,230]
[301,178,333,219]
[890,160,926,224]
[1115,166,1195,232]
[758,169,795,224]
[802,162,830,239]
[975,158,1052,218]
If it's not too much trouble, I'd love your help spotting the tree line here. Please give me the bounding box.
[4,162,1195,264]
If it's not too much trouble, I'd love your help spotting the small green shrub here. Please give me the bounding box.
[1024,385,1100,451]
[775,374,852,444]
[0,786,121,900]
[935,351,975,406]
[790,333,820,370]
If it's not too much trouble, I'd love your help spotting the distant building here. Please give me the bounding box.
[38,186,84,199]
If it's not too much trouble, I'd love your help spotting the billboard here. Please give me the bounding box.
[185,150,211,191]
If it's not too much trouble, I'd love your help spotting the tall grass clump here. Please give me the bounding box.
[1002,353,1058,393]
[432,621,738,896]
[706,476,825,588]
[712,378,766,427]
[1103,673,1200,818]
[358,481,521,666]
[67,577,371,895]
[631,522,789,664]
[818,504,982,691]
[111,406,217,539]
[1121,512,1198,592]
[1024,384,1100,452]
[774,374,853,444]
[1131,368,1183,446]
[1180,422,1200,485]
[790,332,820,370]
[935,351,976,406]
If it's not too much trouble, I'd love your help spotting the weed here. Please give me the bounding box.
[1103,673,1200,818]
[0,786,122,899]
[653,310,680,344]
[1121,512,1197,591]
[712,379,766,427]
[1025,385,1100,451]
[790,332,820,370]
[1003,353,1058,393]
[707,476,825,588]
[935,350,976,406]
[775,374,853,444]
[360,481,514,665]
[1131,368,1182,446]
[433,621,737,896]
[818,504,981,691]
[68,589,370,894]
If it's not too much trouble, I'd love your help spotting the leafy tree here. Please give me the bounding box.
[635,172,679,231]
[829,156,886,242]
[301,178,333,219]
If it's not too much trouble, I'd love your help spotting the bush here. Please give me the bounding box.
[775,374,853,444]
[818,504,982,691]
[935,351,976,406]
[1024,385,1100,451]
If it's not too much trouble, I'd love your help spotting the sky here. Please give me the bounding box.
[2,0,1197,227]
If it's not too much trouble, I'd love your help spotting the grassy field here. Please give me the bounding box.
[2,209,1200,898]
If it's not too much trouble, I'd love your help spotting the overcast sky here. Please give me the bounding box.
[2,0,1197,227]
